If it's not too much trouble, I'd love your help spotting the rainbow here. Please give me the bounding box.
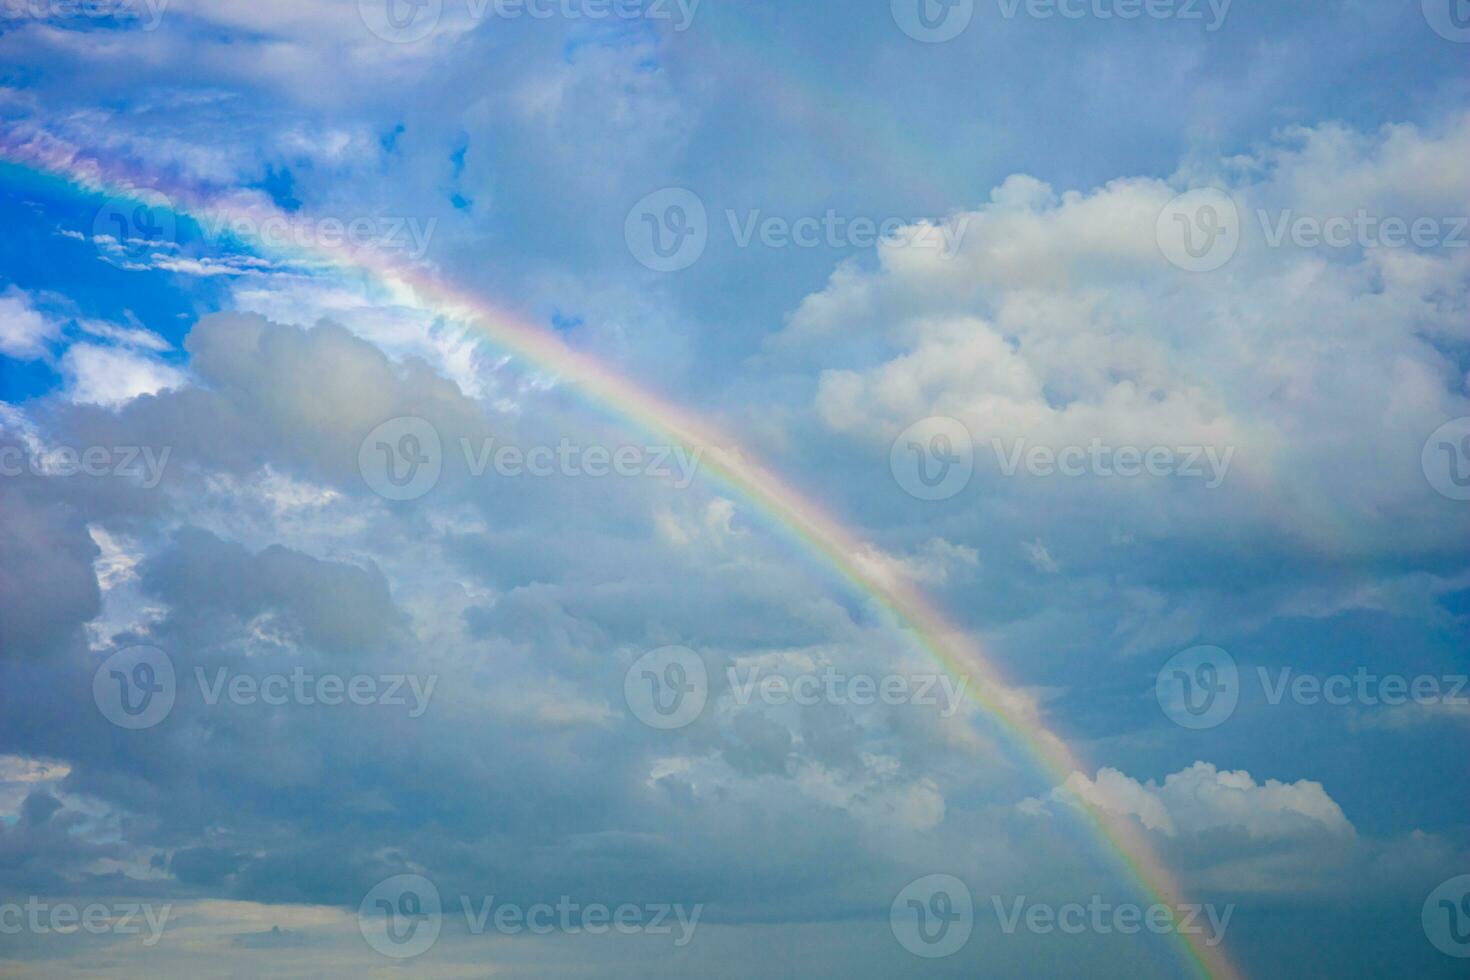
[0,127,1241,980]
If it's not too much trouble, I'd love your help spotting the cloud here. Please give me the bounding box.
[61,343,187,408]
[1030,762,1354,841]
[0,285,61,359]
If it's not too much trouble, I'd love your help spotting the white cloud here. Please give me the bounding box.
[1029,762,1355,840]
[0,285,61,359]
[61,342,187,408]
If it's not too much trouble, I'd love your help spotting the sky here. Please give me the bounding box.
[0,1,1467,977]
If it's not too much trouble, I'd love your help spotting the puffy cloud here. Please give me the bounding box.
[1032,762,1354,841]
[0,285,61,359]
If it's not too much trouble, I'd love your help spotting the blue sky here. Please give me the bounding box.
[0,1,1467,977]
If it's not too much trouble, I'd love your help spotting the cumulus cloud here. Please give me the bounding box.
[1029,763,1354,840]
